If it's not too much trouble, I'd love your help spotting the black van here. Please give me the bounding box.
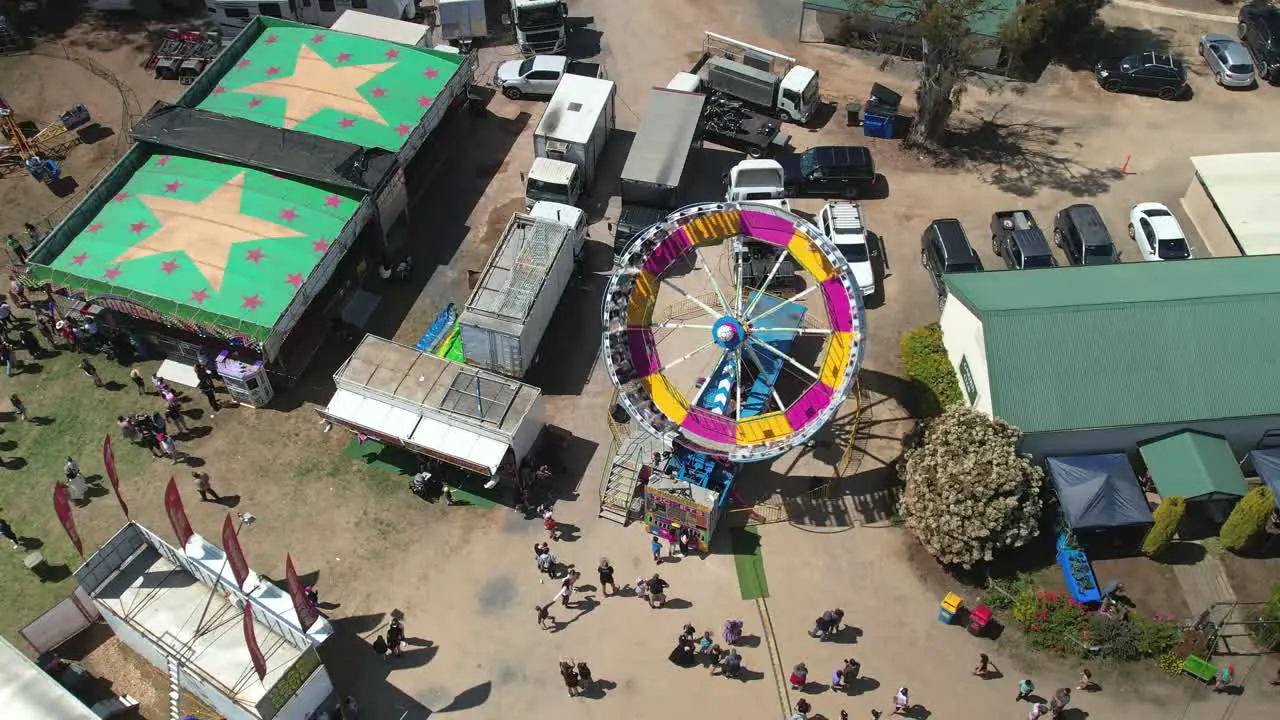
[921,218,982,298]
[1054,204,1118,266]
[778,146,878,198]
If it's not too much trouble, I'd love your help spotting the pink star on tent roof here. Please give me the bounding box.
[396,122,412,137]
[265,35,278,44]
[114,192,130,203]
[237,59,251,68]
[155,156,171,167]
[190,288,210,304]
[164,180,183,193]
[424,68,439,79]
[385,48,400,60]
[241,294,264,311]
[104,266,122,281]
[279,208,299,222]
[335,52,352,63]
[88,223,104,234]
[213,85,227,95]
[266,66,280,76]
[311,238,329,253]
[245,248,266,263]
[160,259,180,275]
[371,87,386,98]
[71,252,89,266]
[338,117,355,128]
[417,96,433,108]
[248,98,263,108]
[324,195,342,209]
[130,221,149,234]
[286,272,304,289]
[311,33,326,43]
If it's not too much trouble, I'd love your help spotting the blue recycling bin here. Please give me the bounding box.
[863,113,895,139]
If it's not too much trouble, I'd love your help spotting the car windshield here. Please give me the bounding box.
[1023,255,1053,269]
[840,243,869,263]
[518,58,535,75]
[1119,55,1140,72]
[1084,244,1116,260]
[947,261,980,273]
[1144,208,1173,217]
[1157,237,1190,260]
[1228,63,1253,73]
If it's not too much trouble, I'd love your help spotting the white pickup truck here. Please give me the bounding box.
[817,201,876,299]
[724,158,790,212]
[493,55,604,99]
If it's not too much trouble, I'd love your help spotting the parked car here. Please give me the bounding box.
[1198,34,1257,87]
[817,201,877,298]
[776,146,878,198]
[1094,52,1189,99]
[1129,203,1192,262]
[991,210,1056,270]
[921,218,981,300]
[1054,204,1119,266]
[1239,2,1280,84]
[493,56,604,99]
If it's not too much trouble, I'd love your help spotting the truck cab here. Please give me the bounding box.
[526,157,582,208]
[699,32,820,124]
[777,65,819,124]
[511,0,567,55]
[818,201,876,298]
[725,159,790,212]
[529,200,587,259]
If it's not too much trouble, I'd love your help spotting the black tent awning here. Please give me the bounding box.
[1047,453,1154,531]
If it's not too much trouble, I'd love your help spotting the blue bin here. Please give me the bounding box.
[938,609,954,624]
[863,113,895,139]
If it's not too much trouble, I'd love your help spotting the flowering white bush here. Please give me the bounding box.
[899,406,1044,568]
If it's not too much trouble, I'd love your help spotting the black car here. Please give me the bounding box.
[1054,204,1118,266]
[1239,3,1280,83]
[777,146,878,198]
[921,219,982,299]
[1094,52,1189,99]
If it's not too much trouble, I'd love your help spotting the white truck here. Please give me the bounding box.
[205,0,420,39]
[692,31,820,124]
[526,74,616,207]
[817,201,876,299]
[511,0,568,56]
[437,0,488,45]
[459,202,588,378]
[493,55,604,99]
[725,158,790,212]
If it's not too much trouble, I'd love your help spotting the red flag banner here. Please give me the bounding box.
[286,554,319,631]
[164,477,193,548]
[103,435,129,519]
[222,514,250,590]
[242,603,268,681]
[53,483,84,558]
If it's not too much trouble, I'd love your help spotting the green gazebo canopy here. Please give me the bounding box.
[1138,430,1248,500]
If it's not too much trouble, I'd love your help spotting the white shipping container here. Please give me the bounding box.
[533,74,616,188]
[438,0,489,40]
[330,10,431,47]
[459,213,577,377]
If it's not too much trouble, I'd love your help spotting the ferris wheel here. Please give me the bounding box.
[602,202,865,462]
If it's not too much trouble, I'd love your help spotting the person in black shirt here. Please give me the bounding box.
[597,558,616,596]
[647,574,668,609]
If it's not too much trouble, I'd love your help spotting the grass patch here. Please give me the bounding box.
[729,526,769,600]
[341,437,497,509]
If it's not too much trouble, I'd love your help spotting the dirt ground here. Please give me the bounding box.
[3,1,1280,719]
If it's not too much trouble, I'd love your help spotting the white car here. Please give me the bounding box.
[1128,203,1192,262]
[818,201,876,297]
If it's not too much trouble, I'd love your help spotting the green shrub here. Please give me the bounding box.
[1133,615,1181,657]
[1011,590,1089,656]
[898,323,962,417]
[1142,496,1186,558]
[1252,581,1280,650]
[1087,613,1141,662]
[1219,486,1277,552]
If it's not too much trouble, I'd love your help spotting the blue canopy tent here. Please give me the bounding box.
[1047,454,1154,531]
[1248,447,1280,511]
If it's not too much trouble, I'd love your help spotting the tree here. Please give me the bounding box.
[1219,486,1276,553]
[898,405,1044,567]
[999,0,1112,73]
[846,0,1004,145]
[1141,497,1185,558]
[898,323,962,417]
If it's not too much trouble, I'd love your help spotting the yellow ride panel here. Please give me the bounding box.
[683,210,741,247]
[736,412,793,445]
[819,331,854,388]
[627,271,659,326]
[642,373,689,424]
[786,233,835,282]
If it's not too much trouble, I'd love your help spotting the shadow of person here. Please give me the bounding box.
[214,495,242,508]
[663,598,693,610]
[555,522,581,542]
[581,678,617,699]
[431,681,491,713]
[29,416,55,426]
[829,625,864,643]
[391,641,438,669]
[736,634,762,648]
[846,675,881,695]
[906,705,932,719]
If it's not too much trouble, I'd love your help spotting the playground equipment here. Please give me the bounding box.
[144,29,221,85]
[0,95,90,183]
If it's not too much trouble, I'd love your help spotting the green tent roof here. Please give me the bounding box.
[1138,431,1248,500]
[944,257,1280,433]
[191,20,462,152]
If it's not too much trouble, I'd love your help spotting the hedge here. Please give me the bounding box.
[1220,486,1276,552]
[1142,496,1185,558]
[899,323,962,417]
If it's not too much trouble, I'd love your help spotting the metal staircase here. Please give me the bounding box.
[598,431,665,525]
[165,655,181,720]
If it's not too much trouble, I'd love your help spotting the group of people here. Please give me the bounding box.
[117,408,185,463]
[649,528,698,563]
[370,618,407,659]
[558,660,594,697]
[667,619,745,678]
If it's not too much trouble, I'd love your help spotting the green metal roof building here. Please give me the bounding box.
[938,257,1280,463]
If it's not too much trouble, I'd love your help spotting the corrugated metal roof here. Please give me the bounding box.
[1190,153,1280,256]
[945,257,1280,433]
[620,88,704,188]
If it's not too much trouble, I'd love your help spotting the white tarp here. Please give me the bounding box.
[325,389,420,441]
[0,636,101,720]
[408,416,508,475]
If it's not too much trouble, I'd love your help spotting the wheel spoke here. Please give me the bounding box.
[734,242,745,317]
[751,337,820,382]
[690,346,732,406]
[734,347,743,422]
[743,341,786,412]
[693,246,732,316]
[659,339,718,374]
[652,322,717,331]
[751,327,832,336]
[661,278,723,321]
[743,252,789,317]
[749,284,820,326]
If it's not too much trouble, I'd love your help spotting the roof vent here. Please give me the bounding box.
[567,102,583,112]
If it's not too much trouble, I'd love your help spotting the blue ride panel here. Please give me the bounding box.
[696,353,738,414]
[415,303,457,352]
[741,292,806,419]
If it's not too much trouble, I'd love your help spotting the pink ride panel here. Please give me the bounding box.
[682,407,737,444]
[821,277,855,333]
[627,329,661,377]
[739,210,795,247]
[642,228,692,276]
[784,383,835,428]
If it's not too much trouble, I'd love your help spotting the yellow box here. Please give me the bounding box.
[942,592,963,613]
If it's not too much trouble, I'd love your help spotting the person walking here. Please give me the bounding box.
[192,471,219,502]
[793,698,811,720]
[646,573,668,609]
[575,661,593,693]
[542,506,558,540]
[386,618,405,658]
[1077,668,1093,691]
[158,433,183,464]
[200,381,219,415]
[1016,678,1035,702]
[10,394,28,421]
[1028,703,1050,720]
[35,315,55,347]
[810,608,846,639]
[80,358,104,387]
[973,653,993,677]
[892,687,911,716]
[706,644,725,675]
[0,343,12,378]
[789,663,808,691]
[597,558,616,596]
[65,456,80,480]
[0,517,20,549]
[0,300,12,330]
[130,368,147,395]
[151,411,167,437]
[559,662,580,697]
[6,233,28,264]
[722,618,743,645]
[832,665,846,693]
[1049,688,1071,716]
[650,534,662,564]
[536,602,555,630]
[338,696,359,719]
[166,400,189,433]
